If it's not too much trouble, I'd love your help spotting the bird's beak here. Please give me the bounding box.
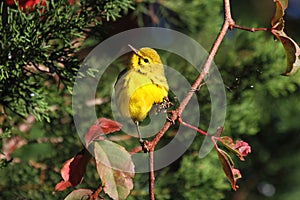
[128,44,139,55]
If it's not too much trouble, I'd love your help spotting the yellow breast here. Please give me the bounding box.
[115,68,168,122]
[114,47,168,123]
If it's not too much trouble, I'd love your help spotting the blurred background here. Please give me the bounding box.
[1,0,300,199]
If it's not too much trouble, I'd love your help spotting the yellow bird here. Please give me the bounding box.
[114,45,169,142]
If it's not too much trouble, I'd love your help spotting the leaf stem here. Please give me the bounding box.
[231,24,270,32]
[178,117,208,136]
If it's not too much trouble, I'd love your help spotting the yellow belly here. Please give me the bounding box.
[129,84,168,122]
[115,69,168,122]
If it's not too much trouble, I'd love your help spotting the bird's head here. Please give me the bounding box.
[128,45,162,69]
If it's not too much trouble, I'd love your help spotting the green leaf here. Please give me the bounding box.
[94,140,134,200]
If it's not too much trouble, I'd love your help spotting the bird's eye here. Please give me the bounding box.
[143,58,149,63]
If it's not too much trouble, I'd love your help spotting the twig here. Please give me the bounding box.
[141,1,234,199]
[148,4,159,25]
[149,151,155,200]
[129,146,143,155]
[89,185,103,200]
[231,24,270,32]
[178,117,208,136]
[141,1,235,198]
[145,0,234,151]
[141,0,266,198]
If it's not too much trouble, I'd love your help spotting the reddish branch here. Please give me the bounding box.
[130,0,263,199]
[148,151,155,200]
[146,0,234,152]
[129,146,143,155]
[89,185,103,200]
[178,117,208,136]
[142,0,236,199]
[230,24,270,32]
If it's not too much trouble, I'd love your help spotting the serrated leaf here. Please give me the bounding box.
[94,140,134,200]
[64,189,94,200]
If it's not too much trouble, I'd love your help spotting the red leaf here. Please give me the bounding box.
[217,136,251,161]
[85,118,122,147]
[6,0,75,12]
[55,149,91,191]
[6,0,47,11]
[232,168,242,180]
[95,118,122,134]
[234,140,251,157]
[216,147,240,191]
[54,180,72,192]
